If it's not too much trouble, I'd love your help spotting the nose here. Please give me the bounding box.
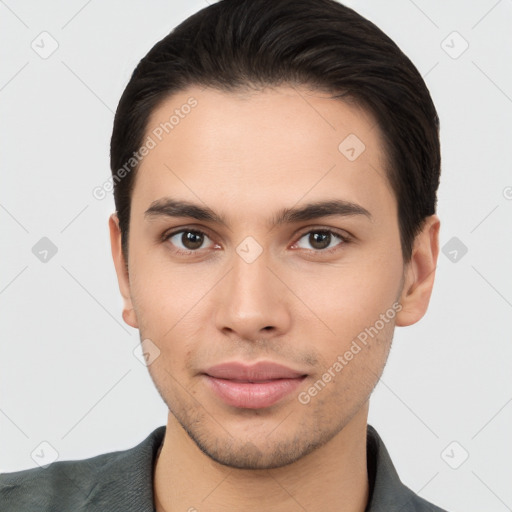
[214,249,292,341]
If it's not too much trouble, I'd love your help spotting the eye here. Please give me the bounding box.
[293,230,347,252]
[164,229,216,253]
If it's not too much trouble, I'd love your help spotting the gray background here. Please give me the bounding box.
[1,1,511,510]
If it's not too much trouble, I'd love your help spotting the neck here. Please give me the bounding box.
[153,403,370,512]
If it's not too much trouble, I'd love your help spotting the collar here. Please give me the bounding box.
[0,424,446,511]
[144,424,445,511]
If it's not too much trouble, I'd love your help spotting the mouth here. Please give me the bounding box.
[202,361,308,409]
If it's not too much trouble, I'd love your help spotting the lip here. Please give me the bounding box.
[203,361,307,409]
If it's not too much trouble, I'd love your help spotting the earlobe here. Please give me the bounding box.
[395,215,440,327]
[109,213,139,329]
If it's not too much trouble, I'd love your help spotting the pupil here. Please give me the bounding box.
[183,231,203,250]
[310,232,330,249]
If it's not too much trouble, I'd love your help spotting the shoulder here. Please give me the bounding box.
[366,424,451,512]
[392,485,451,512]
[0,426,165,512]
[0,452,117,511]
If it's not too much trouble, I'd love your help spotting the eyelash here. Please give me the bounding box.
[161,227,351,256]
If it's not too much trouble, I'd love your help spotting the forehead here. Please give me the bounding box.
[131,85,394,222]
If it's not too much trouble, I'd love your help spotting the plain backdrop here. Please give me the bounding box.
[1,1,511,511]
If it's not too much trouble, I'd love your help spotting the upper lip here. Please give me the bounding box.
[204,361,307,381]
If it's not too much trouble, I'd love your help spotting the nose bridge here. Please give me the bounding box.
[215,245,290,337]
[232,250,270,304]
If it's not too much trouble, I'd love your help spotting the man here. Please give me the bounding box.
[0,0,448,510]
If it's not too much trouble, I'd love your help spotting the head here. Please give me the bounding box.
[109,0,440,469]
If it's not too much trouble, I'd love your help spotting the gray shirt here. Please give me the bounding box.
[0,424,449,511]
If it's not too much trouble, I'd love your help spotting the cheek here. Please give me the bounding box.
[292,250,403,346]
[127,218,195,306]
[128,245,219,345]
[296,317,394,429]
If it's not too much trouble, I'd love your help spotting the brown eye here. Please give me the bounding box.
[309,231,331,249]
[166,230,212,252]
[181,231,204,250]
[295,230,345,251]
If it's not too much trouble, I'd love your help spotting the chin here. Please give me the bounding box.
[174,405,347,470]
[188,432,323,470]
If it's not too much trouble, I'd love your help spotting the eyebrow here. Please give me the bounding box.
[144,198,372,228]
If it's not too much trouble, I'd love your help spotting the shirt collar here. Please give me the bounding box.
[365,424,423,511]
[97,424,430,511]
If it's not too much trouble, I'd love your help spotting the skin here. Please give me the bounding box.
[109,85,440,512]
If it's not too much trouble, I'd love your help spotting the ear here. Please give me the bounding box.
[395,215,440,327]
[109,213,139,329]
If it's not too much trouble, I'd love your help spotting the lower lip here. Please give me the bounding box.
[203,375,306,409]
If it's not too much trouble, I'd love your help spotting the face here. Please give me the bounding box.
[110,85,437,469]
